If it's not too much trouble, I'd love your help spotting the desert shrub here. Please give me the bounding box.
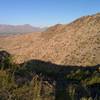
[84,76,100,85]
[80,97,93,100]
[0,70,17,100]
[0,56,12,70]
[11,85,35,100]
[0,90,9,100]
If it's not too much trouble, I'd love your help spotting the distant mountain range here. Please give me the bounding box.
[0,24,46,35]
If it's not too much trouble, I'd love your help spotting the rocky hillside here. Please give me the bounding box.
[0,13,100,66]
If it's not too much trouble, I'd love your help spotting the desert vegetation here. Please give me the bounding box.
[0,50,100,100]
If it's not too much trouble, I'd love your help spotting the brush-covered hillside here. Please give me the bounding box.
[0,13,100,66]
[0,50,100,100]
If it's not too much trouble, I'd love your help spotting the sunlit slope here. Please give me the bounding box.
[0,13,100,66]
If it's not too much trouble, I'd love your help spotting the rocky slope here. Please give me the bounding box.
[0,13,100,66]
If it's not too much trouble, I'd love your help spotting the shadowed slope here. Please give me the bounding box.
[16,59,100,100]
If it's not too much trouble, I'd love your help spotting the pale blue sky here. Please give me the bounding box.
[0,0,100,27]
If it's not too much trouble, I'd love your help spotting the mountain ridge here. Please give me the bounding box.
[0,24,46,35]
[0,13,100,66]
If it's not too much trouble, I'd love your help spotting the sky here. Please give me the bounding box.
[0,0,100,27]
